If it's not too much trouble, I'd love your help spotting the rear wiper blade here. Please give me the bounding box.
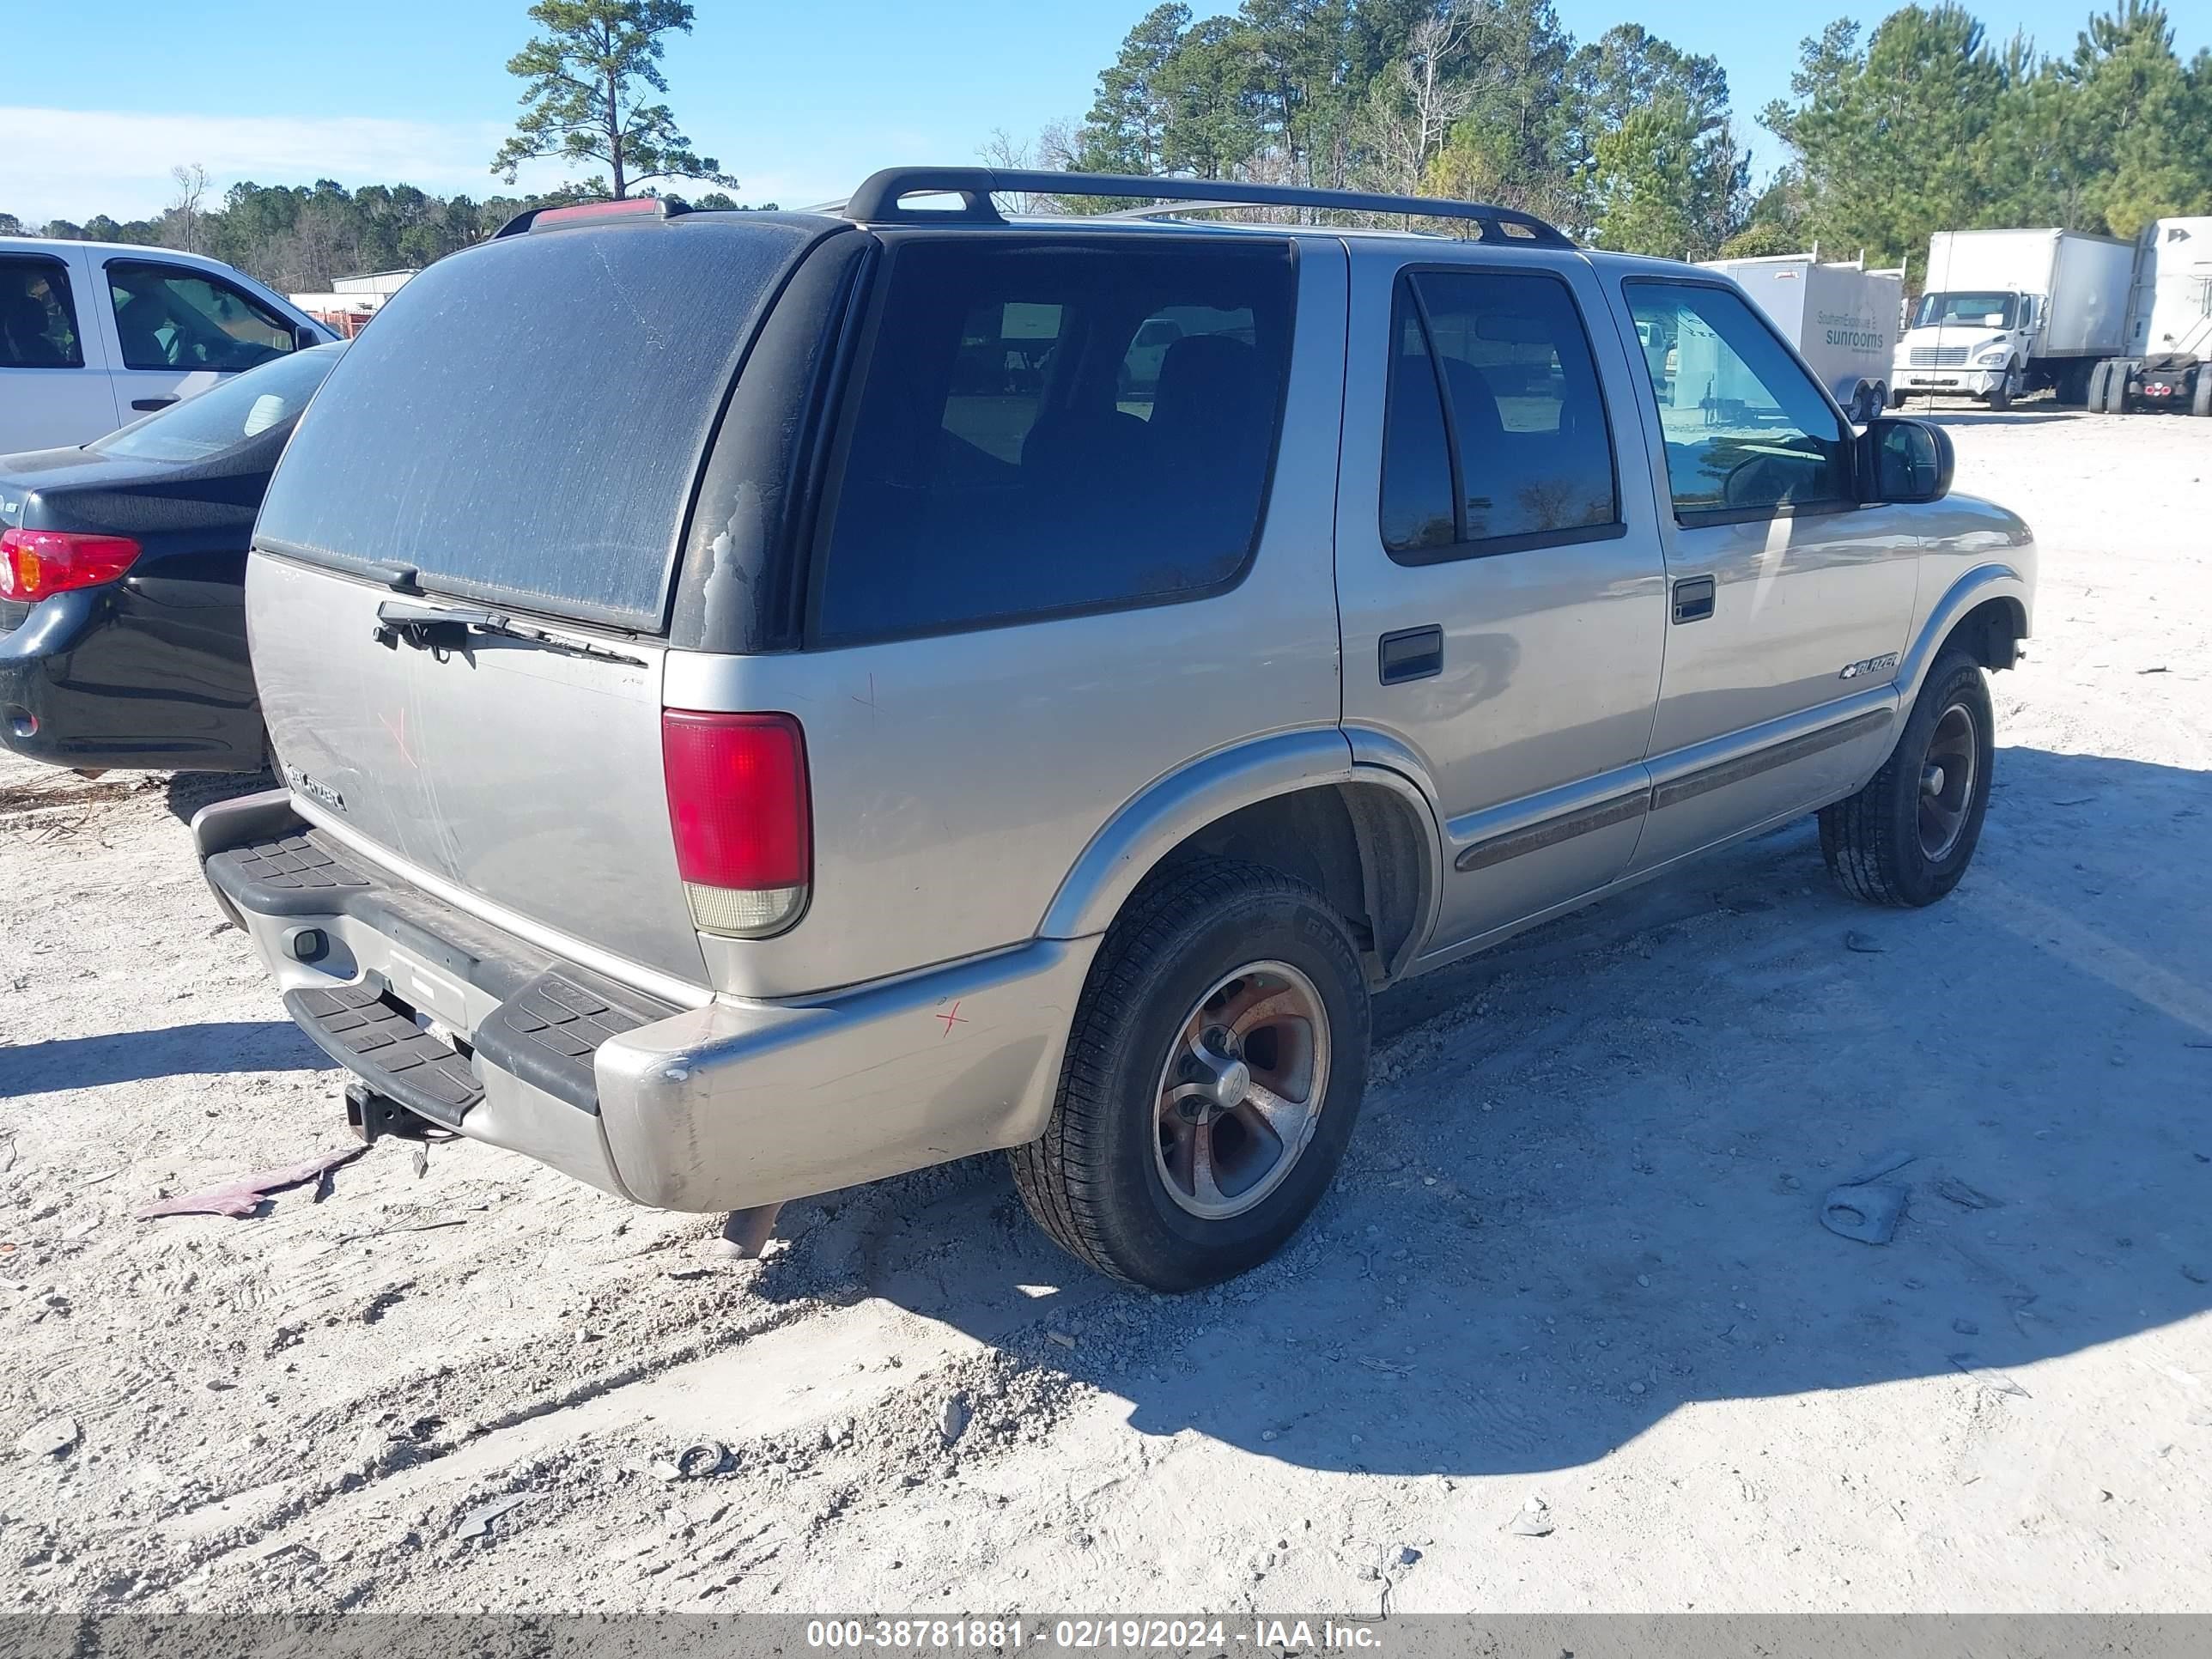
[373,599,646,667]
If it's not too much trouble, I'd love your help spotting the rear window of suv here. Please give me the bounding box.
[254,216,821,630]
[810,235,1296,643]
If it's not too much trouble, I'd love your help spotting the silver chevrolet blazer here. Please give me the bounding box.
[195,168,2036,1291]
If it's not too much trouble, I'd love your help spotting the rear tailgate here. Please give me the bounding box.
[247,210,842,990]
[250,554,701,981]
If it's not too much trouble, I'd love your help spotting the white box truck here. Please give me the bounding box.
[2088,216,2212,416]
[1892,227,2133,409]
[1697,251,1905,422]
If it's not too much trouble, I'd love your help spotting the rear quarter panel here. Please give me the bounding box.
[664,240,1353,1000]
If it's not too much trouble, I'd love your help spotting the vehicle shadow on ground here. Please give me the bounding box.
[0,1020,325,1097]
[759,744,2212,1477]
[163,768,277,825]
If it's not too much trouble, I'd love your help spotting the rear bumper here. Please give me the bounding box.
[193,790,1097,1212]
[0,589,263,772]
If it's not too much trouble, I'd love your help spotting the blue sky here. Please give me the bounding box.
[2,0,2195,227]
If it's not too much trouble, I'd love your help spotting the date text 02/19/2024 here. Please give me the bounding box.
[804,1619,1386,1650]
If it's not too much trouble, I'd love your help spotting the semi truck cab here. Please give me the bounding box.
[2096,216,2212,416]
[1893,289,2040,405]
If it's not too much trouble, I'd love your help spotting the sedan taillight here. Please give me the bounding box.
[0,528,142,603]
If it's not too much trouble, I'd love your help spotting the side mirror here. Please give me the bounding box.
[292,325,322,351]
[1857,416,1954,505]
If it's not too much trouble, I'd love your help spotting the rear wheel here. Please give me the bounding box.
[2094,360,2128,413]
[2192,368,2212,418]
[1820,650,1994,908]
[1011,858,1370,1291]
[1886,386,1907,410]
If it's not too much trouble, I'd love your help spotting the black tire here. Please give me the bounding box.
[2192,368,2212,419]
[2097,361,2129,414]
[1010,857,1370,1291]
[1820,650,1995,908]
[1886,386,1907,410]
[2087,361,2112,411]
[1985,367,2014,412]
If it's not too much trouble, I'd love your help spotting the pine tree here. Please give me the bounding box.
[490,0,737,200]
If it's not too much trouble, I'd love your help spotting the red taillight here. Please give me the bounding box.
[0,529,142,603]
[661,710,811,938]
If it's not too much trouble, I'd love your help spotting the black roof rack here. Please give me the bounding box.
[840,167,1573,248]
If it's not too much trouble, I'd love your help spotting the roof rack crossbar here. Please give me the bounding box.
[838,167,1572,247]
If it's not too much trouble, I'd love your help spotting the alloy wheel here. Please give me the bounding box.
[1917,702,1979,861]
[1152,961,1331,1221]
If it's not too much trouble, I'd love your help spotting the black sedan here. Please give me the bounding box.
[0,343,343,774]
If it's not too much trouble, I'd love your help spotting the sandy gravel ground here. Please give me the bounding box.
[2,408,2209,1616]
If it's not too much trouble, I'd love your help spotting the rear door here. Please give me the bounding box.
[247,214,841,993]
[1337,248,1668,958]
[0,249,120,450]
[1614,276,1918,872]
[94,257,301,421]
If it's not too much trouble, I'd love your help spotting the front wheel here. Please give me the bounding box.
[1820,650,1995,907]
[1011,858,1370,1291]
[1986,366,2014,411]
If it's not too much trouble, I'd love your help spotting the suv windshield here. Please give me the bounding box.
[1912,290,2018,330]
[94,344,343,463]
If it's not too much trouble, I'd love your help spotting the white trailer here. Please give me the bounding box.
[2091,216,2212,416]
[1697,251,1905,422]
[1892,228,2133,409]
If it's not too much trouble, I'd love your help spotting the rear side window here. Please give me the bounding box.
[256,218,819,629]
[1381,269,1619,561]
[811,236,1295,643]
[107,262,295,372]
[0,258,85,369]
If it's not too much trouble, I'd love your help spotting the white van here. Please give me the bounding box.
[0,238,337,453]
